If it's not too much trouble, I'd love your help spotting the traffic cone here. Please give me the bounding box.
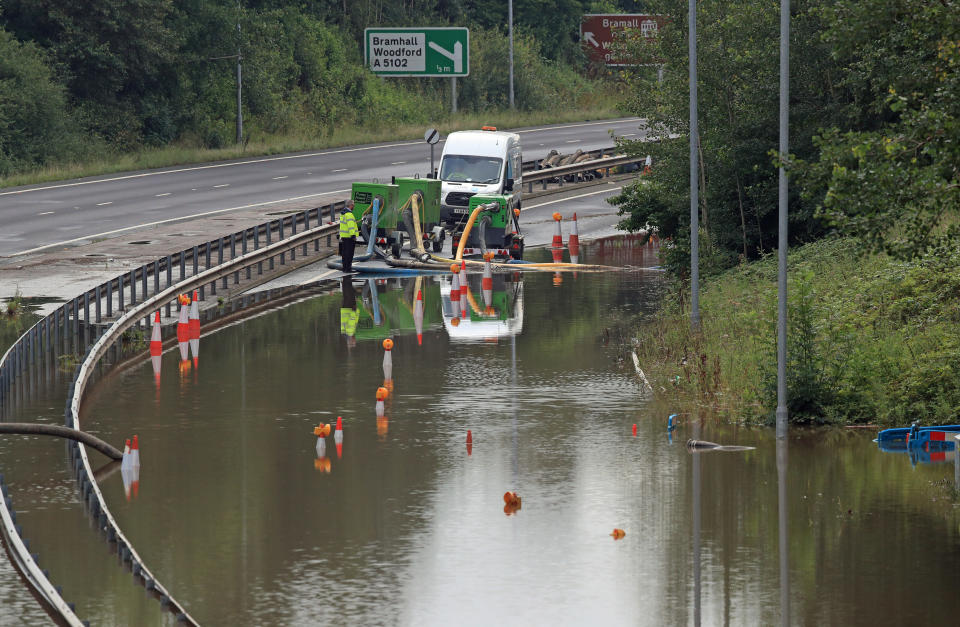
[315,438,330,473]
[551,212,564,248]
[643,154,652,175]
[568,213,580,250]
[382,338,393,381]
[459,264,469,318]
[188,290,200,367]
[131,435,140,469]
[121,438,131,472]
[335,416,343,458]
[482,253,494,308]
[150,311,162,391]
[176,296,190,365]
[414,289,424,345]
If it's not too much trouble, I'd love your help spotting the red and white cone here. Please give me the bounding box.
[176,295,190,365]
[188,290,200,367]
[334,416,343,458]
[131,434,140,469]
[482,253,494,308]
[459,264,469,318]
[150,311,162,390]
[414,289,424,345]
[552,212,564,248]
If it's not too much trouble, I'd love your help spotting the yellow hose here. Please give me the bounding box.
[454,204,489,261]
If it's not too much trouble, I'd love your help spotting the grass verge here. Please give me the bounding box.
[0,106,626,189]
[634,237,960,427]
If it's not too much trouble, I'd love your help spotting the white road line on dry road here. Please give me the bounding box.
[565,139,580,143]
[96,201,112,206]
[213,184,229,188]
[37,211,55,216]
[0,119,642,197]
[331,168,348,173]
[391,161,406,165]
[4,189,349,258]
[524,186,623,210]
[272,176,288,180]
[155,192,171,197]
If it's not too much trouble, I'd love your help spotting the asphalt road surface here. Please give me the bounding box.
[0,118,645,258]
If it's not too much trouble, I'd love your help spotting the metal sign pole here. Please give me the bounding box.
[776,0,790,439]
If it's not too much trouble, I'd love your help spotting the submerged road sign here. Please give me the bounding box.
[580,14,666,66]
[365,27,469,77]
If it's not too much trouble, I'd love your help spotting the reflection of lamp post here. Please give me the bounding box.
[777,438,790,625]
[692,415,701,627]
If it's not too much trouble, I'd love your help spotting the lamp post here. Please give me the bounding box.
[508,0,515,109]
[689,0,700,331]
[776,0,790,438]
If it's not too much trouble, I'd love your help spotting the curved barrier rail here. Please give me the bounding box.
[0,200,341,624]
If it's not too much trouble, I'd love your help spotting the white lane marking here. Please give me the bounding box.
[565,139,580,143]
[213,184,229,188]
[155,192,171,197]
[37,211,55,216]
[1,118,642,196]
[331,168,348,173]
[623,133,636,136]
[391,161,406,165]
[524,186,623,210]
[5,189,349,258]
[96,201,113,206]
[299,268,339,285]
[272,176,288,180]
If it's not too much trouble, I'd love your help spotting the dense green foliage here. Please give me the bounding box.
[634,238,960,425]
[0,0,629,176]
[612,0,959,268]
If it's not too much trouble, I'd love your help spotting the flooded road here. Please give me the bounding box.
[3,238,960,625]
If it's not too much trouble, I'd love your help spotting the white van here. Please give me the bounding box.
[438,128,522,226]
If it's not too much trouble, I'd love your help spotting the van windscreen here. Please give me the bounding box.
[440,155,503,184]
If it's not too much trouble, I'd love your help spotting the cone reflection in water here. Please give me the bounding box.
[176,297,191,374]
[449,269,461,319]
[466,430,473,456]
[334,416,343,458]
[551,247,564,286]
[121,463,140,501]
[149,312,162,391]
[551,212,564,248]
[121,439,131,472]
[188,290,200,368]
[414,289,424,345]
[382,338,393,381]
[569,214,580,267]
[482,252,494,308]
[314,438,331,473]
[377,415,389,438]
[131,435,140,469]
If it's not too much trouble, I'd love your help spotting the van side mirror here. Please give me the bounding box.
[504,178,514,192]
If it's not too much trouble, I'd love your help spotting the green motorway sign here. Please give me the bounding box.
[364,27,469,77]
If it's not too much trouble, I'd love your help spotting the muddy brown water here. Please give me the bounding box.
[2,238,960,625]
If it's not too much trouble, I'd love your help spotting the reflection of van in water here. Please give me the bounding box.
[439,129,522,227]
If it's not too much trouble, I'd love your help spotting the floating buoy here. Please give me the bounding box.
[610,528,626,540]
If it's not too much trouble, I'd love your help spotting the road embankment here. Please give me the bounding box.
[632,237,960,427]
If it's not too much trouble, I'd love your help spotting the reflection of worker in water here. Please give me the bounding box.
[339,200,359,273]
[340,277,358,347]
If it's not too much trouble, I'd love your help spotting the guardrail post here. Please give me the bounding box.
[243,229,250,280]
[289,218,297,261]
[221,237,229,290]
[129,270,136,307]
[95,285,102,323]
[165,255,173,317]
[179,250,186,281]
[106,280,113,318]
[83,293,90,344]
[118,274,124,313]
[232,233,240,284]
[141,264,147,302]
[154,260,160,298]
[254,226,262,276]
[266,222,274,270]
[278,219,285,266]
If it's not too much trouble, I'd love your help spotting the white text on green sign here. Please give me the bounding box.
[365,28,469,77]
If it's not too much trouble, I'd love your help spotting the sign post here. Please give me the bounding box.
[364,28,469,77]
[424,127,440,177]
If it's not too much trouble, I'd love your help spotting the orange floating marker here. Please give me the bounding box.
[313,424,331,437]
[375,387,387,418]
[382,338,393,380]
[503,491,522,515]
[611,528,626,540]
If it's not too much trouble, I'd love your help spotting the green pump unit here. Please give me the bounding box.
[351,182,399,233]
[394,177,441,226]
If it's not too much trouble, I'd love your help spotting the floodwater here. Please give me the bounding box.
[2,237,960,625]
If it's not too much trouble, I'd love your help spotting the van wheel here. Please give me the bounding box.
[432,231,445,253]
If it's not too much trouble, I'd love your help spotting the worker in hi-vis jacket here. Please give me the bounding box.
[339,200,359,273]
